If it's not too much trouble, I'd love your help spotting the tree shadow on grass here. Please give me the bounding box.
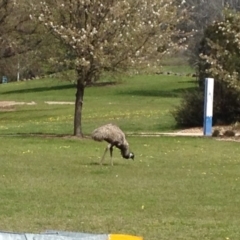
[1,81,117,95]
[2,84,75,95]
[118,87,196,98]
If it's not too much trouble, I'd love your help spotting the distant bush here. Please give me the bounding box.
[172,89,204,127]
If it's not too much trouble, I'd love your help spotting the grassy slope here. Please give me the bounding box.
[1,74,240,240]
[0,74,196,134]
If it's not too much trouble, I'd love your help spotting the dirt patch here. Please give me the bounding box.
[176,127,203,134]
[0,101,36,111]
[216,136,240,142]
[0,101,75,111]
[176,126,240,142]
[44,101,74,105]
[0,101,36,107]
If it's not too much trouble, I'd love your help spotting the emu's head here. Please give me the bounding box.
[120,145,134,160]
[129,152,134,160]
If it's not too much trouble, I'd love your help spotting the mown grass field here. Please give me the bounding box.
[0,74,196,134]
[0,73,240,240]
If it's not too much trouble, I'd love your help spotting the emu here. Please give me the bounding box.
[92,123,134,166]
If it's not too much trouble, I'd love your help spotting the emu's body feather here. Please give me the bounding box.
[92,123,127,145]
[92,123,134,165]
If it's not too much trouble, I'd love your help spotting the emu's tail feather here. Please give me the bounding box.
[91,129,105,142]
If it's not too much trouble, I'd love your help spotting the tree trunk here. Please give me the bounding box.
[74,80,85,137]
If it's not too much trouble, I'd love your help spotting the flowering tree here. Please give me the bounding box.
[198,9,240,123]
[33,0,187,137]
[199,9,240,91]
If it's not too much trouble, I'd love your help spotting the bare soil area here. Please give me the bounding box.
[0,101,36,111]
[0,101,73,111]
[0,101,36,107]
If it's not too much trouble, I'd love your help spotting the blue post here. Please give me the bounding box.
[203,78,214,136]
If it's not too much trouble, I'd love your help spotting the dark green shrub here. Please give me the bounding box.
[172,89,204,127]
[173,83,240,127]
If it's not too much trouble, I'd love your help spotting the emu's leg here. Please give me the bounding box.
[109,146,114,166]
[100,144,111,165]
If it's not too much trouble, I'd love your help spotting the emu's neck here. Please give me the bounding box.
[119,144,130,159]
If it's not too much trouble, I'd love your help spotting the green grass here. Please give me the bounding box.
[0,135,240,240]
[0,74,197,134]
[161,65,194,74]
[1,74,240,239]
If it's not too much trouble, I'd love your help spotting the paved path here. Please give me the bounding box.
[128,131,204,137]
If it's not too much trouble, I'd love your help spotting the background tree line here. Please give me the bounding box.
[0,0,239,82]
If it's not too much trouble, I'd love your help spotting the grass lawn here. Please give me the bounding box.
[0,136,240,240]
[0,73,240,239]
[0,74,196,134]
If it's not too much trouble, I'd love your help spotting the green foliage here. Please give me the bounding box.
[198,9,240,88]
[173,86,240,127]
[199,9,240,124]
[174,9,240,127]
[0,0,66,81]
